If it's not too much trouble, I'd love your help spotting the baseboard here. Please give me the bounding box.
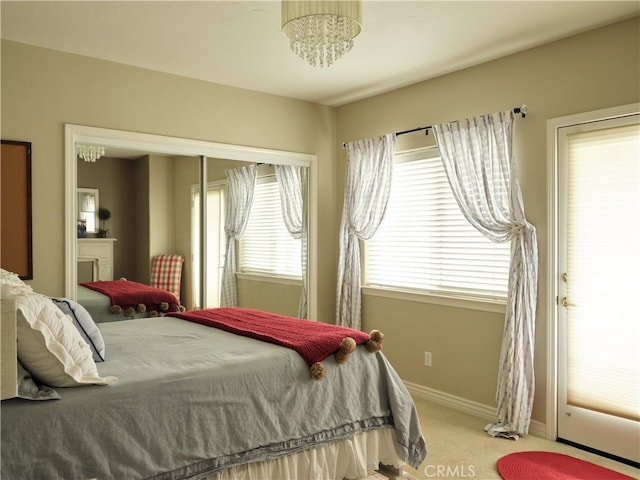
[403,380,546,438]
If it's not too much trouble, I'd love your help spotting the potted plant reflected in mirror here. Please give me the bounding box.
[77,220,87,238]
[97,207,111,238]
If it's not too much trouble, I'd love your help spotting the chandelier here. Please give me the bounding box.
[76,144,105,163]
[281,1,362,67]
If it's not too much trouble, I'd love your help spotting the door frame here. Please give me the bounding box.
[545,102,640,441]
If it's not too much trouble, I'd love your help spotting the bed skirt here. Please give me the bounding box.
[206,427,404,480]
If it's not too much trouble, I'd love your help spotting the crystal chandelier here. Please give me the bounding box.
[281,0,362,68]
[76,144,105,163]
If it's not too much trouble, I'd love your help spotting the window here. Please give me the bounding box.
[239,176,302,278]
[365,148,510,300]
[77,188,99,233]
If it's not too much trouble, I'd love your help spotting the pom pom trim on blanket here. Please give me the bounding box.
[168,307,384,380]
[82,279,185,318]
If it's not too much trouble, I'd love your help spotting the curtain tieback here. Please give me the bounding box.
[509,224,523,235]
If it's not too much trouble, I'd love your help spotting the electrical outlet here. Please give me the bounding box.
[424,351,432,367]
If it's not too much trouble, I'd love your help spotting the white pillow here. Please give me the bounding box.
[14,291,116,387]
[1,268,33,297]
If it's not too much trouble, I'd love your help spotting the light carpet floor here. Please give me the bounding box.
[398,396,638,480]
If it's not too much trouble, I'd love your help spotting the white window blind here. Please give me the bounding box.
[365,148,510,299]
[565,120,640,420]
[239,176,302,278]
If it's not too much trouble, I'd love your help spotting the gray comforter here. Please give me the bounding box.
[1,316,426,479]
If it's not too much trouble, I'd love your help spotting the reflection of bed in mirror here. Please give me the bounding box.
[75,158,306,315]
[76,282,179,323]
[77,283,127,323]
[77,285,149,323]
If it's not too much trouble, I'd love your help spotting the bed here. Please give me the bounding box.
[77,283,129,323]
[1,269,427,479]
[77,279,182,323]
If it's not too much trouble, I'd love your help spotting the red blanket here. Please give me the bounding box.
[81,279,179,313]
[168,307,372,366]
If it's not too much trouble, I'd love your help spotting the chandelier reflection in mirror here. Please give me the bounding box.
[281,0,362,67]
[76,144,105,163]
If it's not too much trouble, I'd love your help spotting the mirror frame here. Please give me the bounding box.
[65,124,318,319]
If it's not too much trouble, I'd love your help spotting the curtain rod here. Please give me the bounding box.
[343,105,529,147]
[395,105,529,137]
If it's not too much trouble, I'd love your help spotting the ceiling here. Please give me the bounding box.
[2,1,638,107]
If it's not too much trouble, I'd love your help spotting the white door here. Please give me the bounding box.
[556,111,640,463]
[192,184,226,308]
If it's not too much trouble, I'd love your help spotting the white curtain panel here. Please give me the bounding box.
[433,110,538,439]
[275,165,309,319]
[220,163,258,307]
[336,133,396,330]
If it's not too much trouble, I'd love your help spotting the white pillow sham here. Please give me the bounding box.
[14,291,117,388]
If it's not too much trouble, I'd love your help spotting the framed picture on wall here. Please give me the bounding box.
[1,140,33,280]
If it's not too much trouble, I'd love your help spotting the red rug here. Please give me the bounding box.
[497,452,636,480]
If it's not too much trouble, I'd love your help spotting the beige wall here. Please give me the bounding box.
[149,155,176,264]
[2,17,638,426]
[336,17,639,423]
[0,39,339,323]
[237,277,301,318]
[134,157,151,284]
[77,155,147,281]
[172,155,200,306]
